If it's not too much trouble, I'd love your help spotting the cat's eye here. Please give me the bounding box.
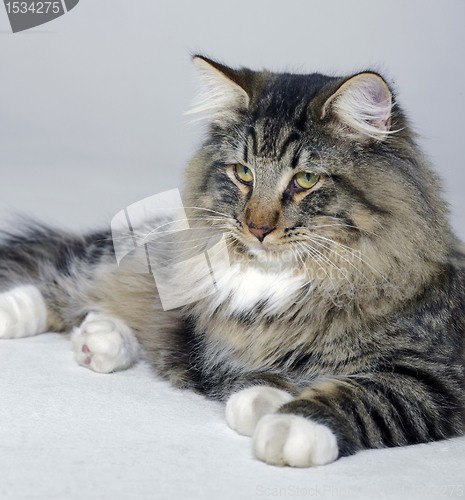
[294,172,319,190]
[234,164,254,185]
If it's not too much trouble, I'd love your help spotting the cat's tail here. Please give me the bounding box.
[0,219,115,338]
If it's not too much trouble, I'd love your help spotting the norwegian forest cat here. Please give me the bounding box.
[1,55,464,467]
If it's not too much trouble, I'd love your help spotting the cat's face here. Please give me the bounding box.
[183,56,449,299]
[201,122,371,262]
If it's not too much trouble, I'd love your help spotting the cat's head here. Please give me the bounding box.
[183,56,450,305]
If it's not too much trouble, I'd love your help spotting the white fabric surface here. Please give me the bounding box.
[0,333,464,500]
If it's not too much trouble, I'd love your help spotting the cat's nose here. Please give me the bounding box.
[248,224,275,242]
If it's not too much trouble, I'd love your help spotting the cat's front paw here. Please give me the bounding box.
[226,386,294,436]
[71,313,140,373]
[0,285,47,339]
[253,414,338,467]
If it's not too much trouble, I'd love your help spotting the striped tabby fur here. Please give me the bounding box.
[1,56,464,466]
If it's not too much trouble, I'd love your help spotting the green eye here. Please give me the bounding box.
[294,172,319,189]
[234,163,254,184]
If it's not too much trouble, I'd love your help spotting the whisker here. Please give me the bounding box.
[306,237,373,285]
[294,241,350,307]
[298,240,352,291]
[110,224,229,244]
[305,233,389,284]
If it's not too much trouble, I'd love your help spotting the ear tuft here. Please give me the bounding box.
[322,73,393,141]
[188,56,250,119]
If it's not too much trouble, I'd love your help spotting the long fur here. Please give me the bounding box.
[1,57,464,463]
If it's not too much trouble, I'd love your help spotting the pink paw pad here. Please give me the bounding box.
[82,345,90,353]
[85,357,91,364]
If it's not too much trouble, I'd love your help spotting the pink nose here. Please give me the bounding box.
[248,224,275,242]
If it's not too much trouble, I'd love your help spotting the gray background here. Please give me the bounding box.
[1,0,464,237]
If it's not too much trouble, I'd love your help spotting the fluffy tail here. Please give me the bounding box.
[0,221,115,334]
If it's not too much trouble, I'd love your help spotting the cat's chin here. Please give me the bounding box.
[245,242,299,264]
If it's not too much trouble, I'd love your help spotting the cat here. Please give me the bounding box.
[0,55,464,468]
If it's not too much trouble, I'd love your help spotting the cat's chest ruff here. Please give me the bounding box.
[208,259,311,316]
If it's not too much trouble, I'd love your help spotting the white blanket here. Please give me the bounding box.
[1,333,463,500]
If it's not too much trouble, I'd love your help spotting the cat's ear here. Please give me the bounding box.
[319,73,393,142]
[188,55,251,119]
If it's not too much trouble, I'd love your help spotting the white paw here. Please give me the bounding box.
[0,285,47,339]
[226,386,294,436]
[71,312,140,373]
[253,414,338,467]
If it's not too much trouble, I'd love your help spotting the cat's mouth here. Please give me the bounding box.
[226,225,303,265]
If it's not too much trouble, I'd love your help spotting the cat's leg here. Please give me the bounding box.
[70,312,140,373]
[253,414,339,467]
[251,380,350,467]
[225,374,297,436]
[0,283,140,373]
[0,285,47,339]
[250,370,463,467]
[226,387,294,437]
[0,227,183,377]
[225,374,339,467]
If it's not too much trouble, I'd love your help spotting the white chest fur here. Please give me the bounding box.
[207,259,310,316]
